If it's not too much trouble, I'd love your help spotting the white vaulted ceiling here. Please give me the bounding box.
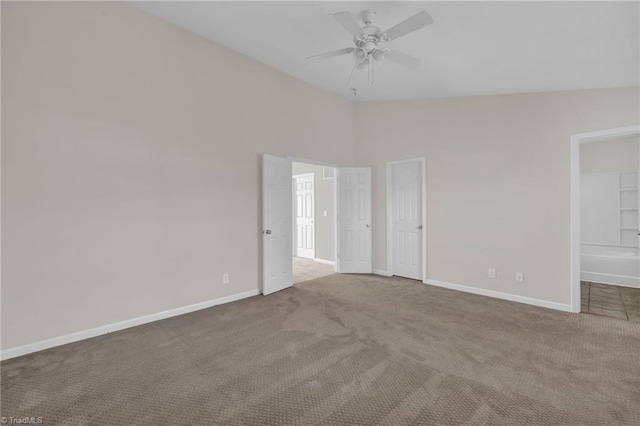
[133,1,640,102]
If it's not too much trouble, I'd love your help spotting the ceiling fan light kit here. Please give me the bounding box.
[306,9,433,89]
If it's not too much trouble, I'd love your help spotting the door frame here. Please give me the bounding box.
[386,157,428,283]
[288,157,338,272]
[293,172,315,259]
[569,125,640,313]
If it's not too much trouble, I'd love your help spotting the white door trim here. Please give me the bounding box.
[570,125,640,313]
[386,157,428,283]
[293,173,315,259]
[287,156,339,168]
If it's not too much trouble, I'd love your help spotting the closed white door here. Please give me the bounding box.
[391,161,422,280]
[294,174,315,259]
[263,154,293,295]
[338,168,372,273]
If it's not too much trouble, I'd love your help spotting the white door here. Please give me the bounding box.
[263,154,293,295]
[294,174,315,259]
[337,168,372,273]
[391,161,422,280]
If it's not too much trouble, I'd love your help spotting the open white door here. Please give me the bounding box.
[263,154,293,295]
[337,167,372,273]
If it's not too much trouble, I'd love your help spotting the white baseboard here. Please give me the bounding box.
[581,271,639,288]
[314,258,336,266]
[373,269,393,277]
[1,289,260,361]
[425,279,572,313]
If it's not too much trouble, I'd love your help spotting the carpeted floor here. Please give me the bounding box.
[293,256,335,284]
[2,274,639,425]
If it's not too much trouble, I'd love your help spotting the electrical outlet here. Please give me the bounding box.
[515,272,524,282]
[488,268,497,279]
[223,273,229,284]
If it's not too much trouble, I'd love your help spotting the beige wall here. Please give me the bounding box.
[2,2,639,353]
[1,2,354,350]
[292,163,336,262]
[581,136,639,173]
[354,87,639,305]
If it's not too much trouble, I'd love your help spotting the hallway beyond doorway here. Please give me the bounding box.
[293,257,335,284]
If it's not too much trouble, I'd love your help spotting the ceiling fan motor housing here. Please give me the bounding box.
[354,35,386,63]
[352,10,387,63]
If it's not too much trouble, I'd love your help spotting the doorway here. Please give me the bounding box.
[387,158,427,281]
[570,125,640,316]
[292,161,337,284]
[262,154,372,295]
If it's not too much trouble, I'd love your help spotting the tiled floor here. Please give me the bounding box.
[581,281,640,322]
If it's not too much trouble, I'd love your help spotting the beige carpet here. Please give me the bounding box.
[293,256,335,284]
[2,274,640,425]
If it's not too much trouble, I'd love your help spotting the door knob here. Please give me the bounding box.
[366,224,371,228]
[417,225,423,230]
[265,230,272,235]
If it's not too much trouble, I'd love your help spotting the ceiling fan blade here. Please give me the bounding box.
[333,11,365,37]
[306,47,355,62]
[386,50,422,69]
[368,55,374,86]
[381,11,433,41]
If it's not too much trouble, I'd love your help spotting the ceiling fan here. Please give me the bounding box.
[306,10,434,88]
